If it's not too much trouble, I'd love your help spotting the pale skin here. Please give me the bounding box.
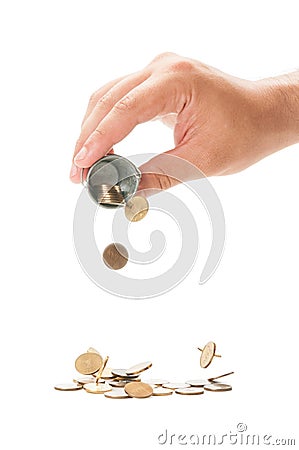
[70,52,299,194]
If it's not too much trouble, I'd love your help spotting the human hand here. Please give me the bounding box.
[70,52,299,193]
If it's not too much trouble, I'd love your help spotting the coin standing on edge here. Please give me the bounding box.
[75,352,103,375]
[124,382,153,399]
[102,243,128,270]
[54,383,83,392]
[126,361,152,376]
[204,383,232,392]
[125,196,149,222]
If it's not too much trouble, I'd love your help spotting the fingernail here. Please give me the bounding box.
[75,146,88,162]
[70,163,78,177]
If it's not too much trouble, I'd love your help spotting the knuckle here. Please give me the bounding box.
[96,91,114,110]
[114,94,136,113]
[156,174,173,191]
[151,52,177,63]
[168,59,195,74]
[89,91,99,105]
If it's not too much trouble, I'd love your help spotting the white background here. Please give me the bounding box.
[1,0,298,448]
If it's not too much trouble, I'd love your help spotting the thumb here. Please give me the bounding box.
[137,144,204,197]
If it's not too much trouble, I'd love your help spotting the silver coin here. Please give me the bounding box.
[109,380,130,388]
[126,361,152,376]
[111,369,140,378]
[104,388,131,399]
[185,379,211,387]
[204,383,232,392]
[175,387,204,396]
[162,382,191,390]
[152,387,173,396]
[73,376,101,385]
[144,379,169,386]
[54,383,83,391]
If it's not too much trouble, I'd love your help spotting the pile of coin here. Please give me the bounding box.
[102,194,149,270]
[97,184,125,206]
[54,343,234,399]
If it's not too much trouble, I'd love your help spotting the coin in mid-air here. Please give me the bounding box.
[124,382,153,398]
[75,352,103,375]
[86,347,100,354]
[199,341,217,368]
[175,387,204,395]
[125,196,149,222]
[204,383,232,392]
[162,382,191,390]
[152,387,173,396]
[102,243,128,270]
[83,383,112,394]
[54,383,82,391]
[186,379,210,387]
[126,361,152,375]
[104,389,131,399]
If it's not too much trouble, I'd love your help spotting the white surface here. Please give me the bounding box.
[1,0,298,449]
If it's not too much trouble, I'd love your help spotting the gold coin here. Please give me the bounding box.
[83,383,112,394]
[126,361,152,375]
[152,387,173,396]
[73,376,101,385]
[95,356,109,383]
[104,389,131,399]
[102,243,128,270]
[208,371,234,382]
[200,341,216,368]
[175,387,204,395]
[75,352,103,375]
[125,196,149,222]
[111,369,140,379]
[204,383,232,392]
[54,383,82,391]
[86,347,100,354]
[162,382,191,390]
[124,382,153,399]
[101,367,116,380]
[185,379,210,387]
[144,379,169,386]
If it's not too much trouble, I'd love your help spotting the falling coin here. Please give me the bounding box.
[54,383,83,392]
[144,379,169,386]
[75,352,103,375]
[185,379,211,387]
[104,389,131,399]
[111,369,140,379]
[126,361,152,376]
[162,383,191,390]
[102,243,128,270]
[175,387,204,396]
[152,387,173,396]
[86,347,100,354]
[83,383,112,394]
[124,382,153,399]
[125,196,149,222]
[198,341,221,368]
[204,383,232,392]
[95,356,109,383]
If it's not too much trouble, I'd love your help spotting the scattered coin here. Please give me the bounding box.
[73,376,101,385]
[162,383,191,390]
[111,369,140,379]
[109,380,130,388]
[104,389,131,399]
[95,356,109,383]
[152,387,173,396]
[144,379,169,386]
[102,243,128,270]
[125,196,149,222]
[175,387,204,396]
[186,379,211,387]
[83,383,112,394]
[126,361,152,375]
[198,341,221,368]
[54,383,82,392]
[124,382,153,399]
[75,352,103,375]
[204,383,232,392]
[101,367,116,380]
[208,371,234,382]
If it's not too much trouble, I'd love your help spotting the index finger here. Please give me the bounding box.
[74,75,179,168]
